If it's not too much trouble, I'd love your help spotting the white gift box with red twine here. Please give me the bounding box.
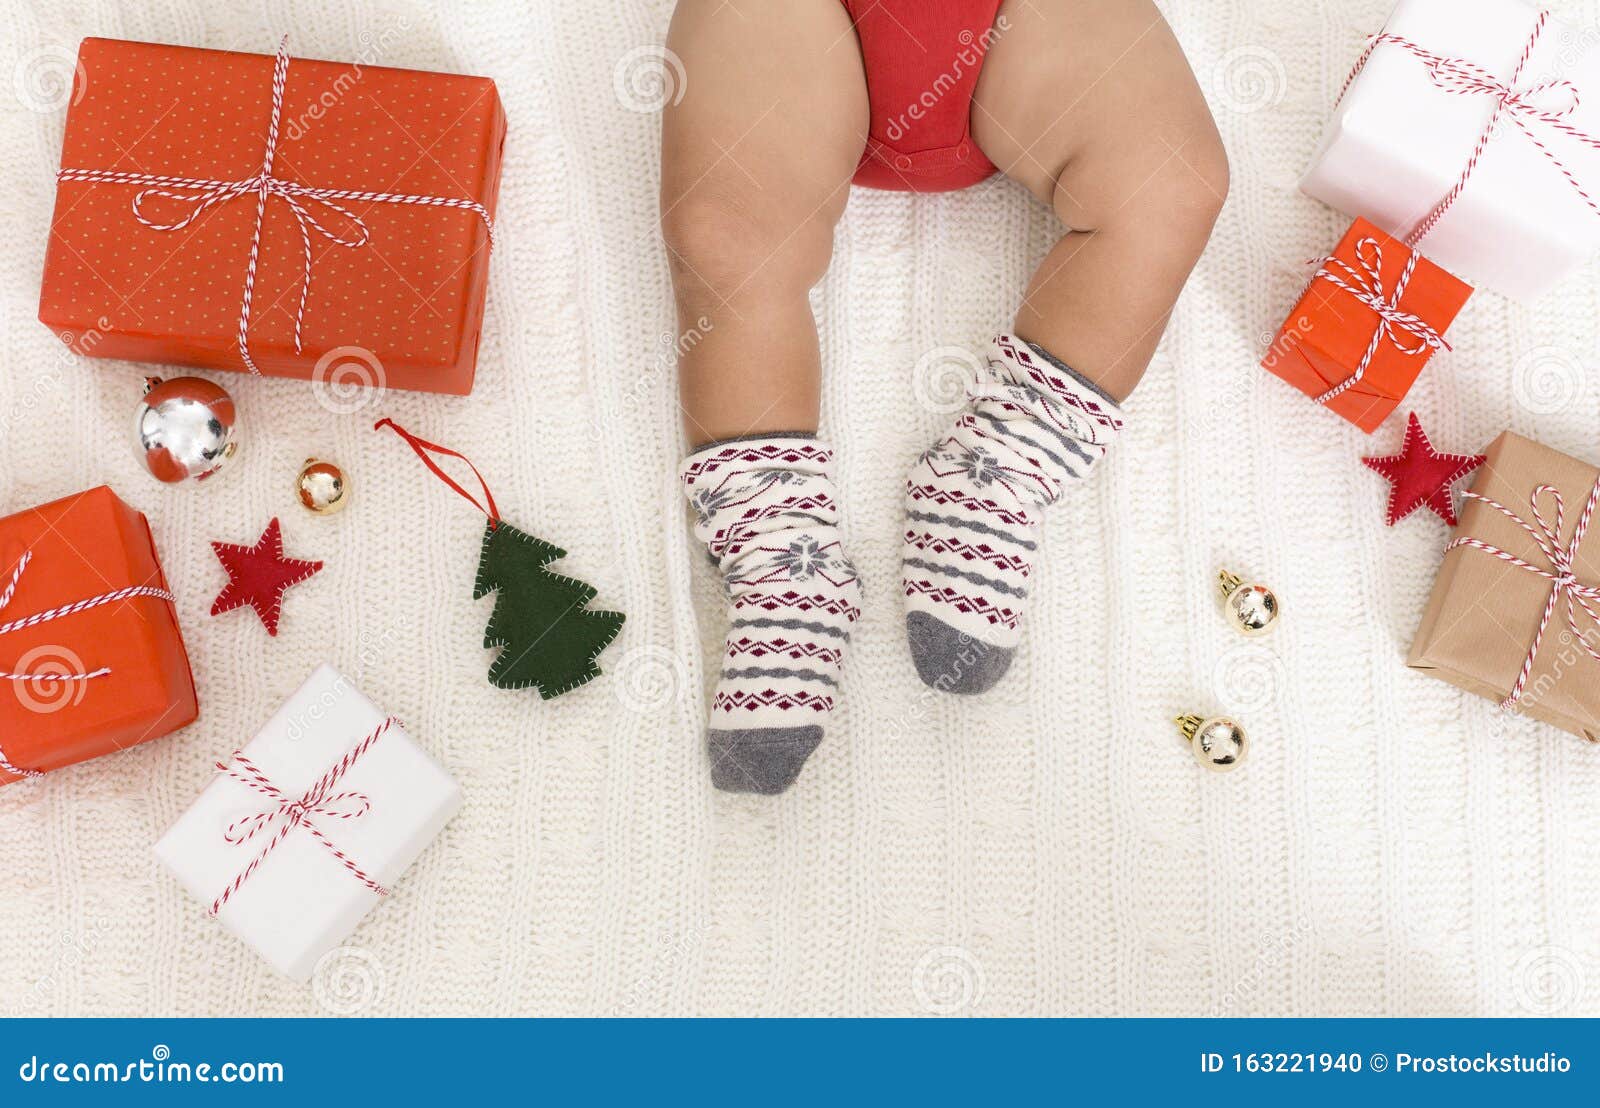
[1302,0,1600,302]
[155,664,461,981]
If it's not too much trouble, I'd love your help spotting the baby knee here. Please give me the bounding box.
[661,188,832,306]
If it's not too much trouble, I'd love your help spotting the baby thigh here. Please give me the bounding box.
[972,0,1229,399]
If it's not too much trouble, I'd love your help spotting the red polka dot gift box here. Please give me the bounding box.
[38,37,505,397]
[0,486,198,787]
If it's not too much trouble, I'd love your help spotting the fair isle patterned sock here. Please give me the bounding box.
[902,333,1124,693]
[680,435,861,794]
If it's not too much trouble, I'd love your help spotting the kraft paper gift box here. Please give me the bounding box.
[0,486,197,787]
[1262,217,1472,433]
[1408,432,1600,740]
[1301,0,1600,302]
[39,37,505,395]
[155,664,461,980]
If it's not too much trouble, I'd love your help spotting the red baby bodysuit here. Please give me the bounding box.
[841,0,1007,192]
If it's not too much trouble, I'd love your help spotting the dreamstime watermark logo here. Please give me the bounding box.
[3,316,111,436]
[1213,916,1314,1015]
[1517,626,1600,716]
[622,316,713,413]
[10,917,116,1015]
[312,946,385,1015]
[1511,345,1585,415]
[283,17,412,142]
[1213,46,1288,114]
[10,646,97,714]
[616,922,708,1014]
[614,45,687,113]
[912,945,984,1015]
[1512,945,1588,1015]
[1211,641,1284,715]
[882,17,1010,143]
[312,345,387,415]
[611,644,691,714]
[280,633,407,744]
[912,345,982,415]
[13,43,85,112]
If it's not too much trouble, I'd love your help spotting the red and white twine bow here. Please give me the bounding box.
[0,551,176,781]
[1444,479,1600,709]
[209,715,398,916]
[1345,10,1600,247]
[56,35,495,376]
[1308,236,1450,404]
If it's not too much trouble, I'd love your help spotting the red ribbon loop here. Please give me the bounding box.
[1339,11,1600,246]
[373,417,501,527]
[1307,236,1450,405]
[209,716,400,916]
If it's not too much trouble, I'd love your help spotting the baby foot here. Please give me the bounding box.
[902,334,1123,693]
[681,436,861,794]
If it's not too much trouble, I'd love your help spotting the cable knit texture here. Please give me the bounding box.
[2,0,1599,1016]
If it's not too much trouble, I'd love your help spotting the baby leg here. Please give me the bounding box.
[662,0,868,445]
[663,0,868,793]
[901,0,1228,692]
[974,0,1229,403]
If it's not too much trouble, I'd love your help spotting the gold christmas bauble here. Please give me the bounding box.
[1219,569,1279,636]
[296,458,350,515]
[1175,713,1248,772]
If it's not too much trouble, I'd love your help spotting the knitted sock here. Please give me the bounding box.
[902,333,1123,693]
[680,435,861,794]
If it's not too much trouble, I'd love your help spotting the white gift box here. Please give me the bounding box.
[1301,0,1600,302]
[155,664,461,981]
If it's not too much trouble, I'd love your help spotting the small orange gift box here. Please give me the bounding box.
[0,487,197,786]
[1261,218,1472,433]
[38,37,505,396]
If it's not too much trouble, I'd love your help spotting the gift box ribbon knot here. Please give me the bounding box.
[1346,8,1600,246]
[0,550,176,780]
[1307,235,1450,403]
[56,35,496,376]
[209,713,400,916]
[1443,478,1600,709]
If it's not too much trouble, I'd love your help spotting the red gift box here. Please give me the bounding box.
[38,37,505,396]
[1261,218,1472,433]
[0,487,197,786]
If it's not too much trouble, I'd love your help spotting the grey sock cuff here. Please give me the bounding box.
[1022,340,1120,407]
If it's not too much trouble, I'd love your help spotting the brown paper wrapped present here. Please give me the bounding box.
[1408,432,1600,741]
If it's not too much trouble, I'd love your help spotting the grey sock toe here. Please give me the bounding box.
[708,725,823,795]
[905,611,1014,694]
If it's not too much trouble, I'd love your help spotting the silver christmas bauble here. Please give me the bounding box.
[1176,713,1248,772]
[135,376,238,484]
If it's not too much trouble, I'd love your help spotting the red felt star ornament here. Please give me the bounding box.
[1362,412,1485,527]
[210,517,323,635]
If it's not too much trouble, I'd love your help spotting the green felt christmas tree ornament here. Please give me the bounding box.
[375,418,624,698]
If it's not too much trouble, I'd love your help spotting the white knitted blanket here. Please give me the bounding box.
[2,0,1598,1017]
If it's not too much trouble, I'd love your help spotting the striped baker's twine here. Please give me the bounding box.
[208,715,399,916]
[1337,11,1600,248]
[1306,236,1449,405]
[56,35,495,376]
[0,551,177,781]
[1444,479,1600,709]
